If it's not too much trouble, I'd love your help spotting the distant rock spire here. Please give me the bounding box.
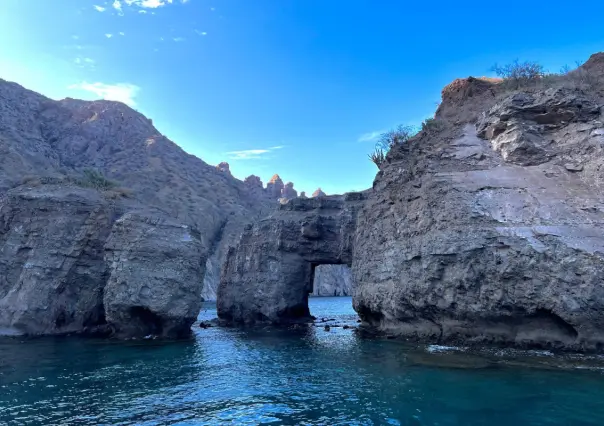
[281,182,298,199]
[312,188,326,197]
[216,162,231,175]
[266,174,284,199]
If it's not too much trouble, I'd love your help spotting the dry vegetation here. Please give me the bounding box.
[368,58,602,168]
[20,169,132,199]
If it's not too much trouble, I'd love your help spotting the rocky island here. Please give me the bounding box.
[219,53,604,351]
[2,53,604,351]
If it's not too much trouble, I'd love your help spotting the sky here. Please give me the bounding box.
[1,1,604,195]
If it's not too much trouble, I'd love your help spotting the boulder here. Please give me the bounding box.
[104,213,205,338]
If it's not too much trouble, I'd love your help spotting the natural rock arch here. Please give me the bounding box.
[217,193,366,324]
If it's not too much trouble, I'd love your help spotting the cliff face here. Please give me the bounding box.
[353,55,604,351]
[312,265,353,296]
[0,78,269,337]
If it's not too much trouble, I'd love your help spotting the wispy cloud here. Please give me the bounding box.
[93,5,106,12]
[74,57,96,69]
[172,37,186,42]
[68,82,140,107]
[358,130,384,143]
[105,33,113,38]
[226,146,284,161]
[194,29,207,36]
[125,0,174,8]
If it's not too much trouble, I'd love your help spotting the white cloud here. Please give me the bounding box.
[125,0,173,8]
[112,0,122,12]
[226,146,284,161]
[68,82,140,107]
[172,37,185,42]
[358,130,384,142]
[105,33,113,38]
[74,57,96,69]
[119,32,125,36]
[93,5,106,12]
[194,30,207,36]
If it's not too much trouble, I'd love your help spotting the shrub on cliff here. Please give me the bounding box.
[491,60,546,89]
[77,169,116,190]
[368,125,416,167]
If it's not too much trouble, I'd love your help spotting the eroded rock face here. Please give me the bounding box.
[266,174,284,199]
[218,193,366,324]
[312,188,327,197]
[0,78,270,338]
[353,86,604,351]
[104,213,205,338]
[281,182,298,199]
[312,265,353,296]
[0,186,113,336]
[0,185,207,338]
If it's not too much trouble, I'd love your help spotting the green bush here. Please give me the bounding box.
[76,169,116,190]
[490,60,546,89]
[368,125,417,168]
[421,117,446,133]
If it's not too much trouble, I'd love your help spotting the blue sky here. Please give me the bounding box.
[1,0,603,194]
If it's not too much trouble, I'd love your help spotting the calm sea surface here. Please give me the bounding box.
[2,297,604,425]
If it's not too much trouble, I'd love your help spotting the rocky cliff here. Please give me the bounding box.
[353,54,604,351]
[219,53,604,351]
[0,78,270,337]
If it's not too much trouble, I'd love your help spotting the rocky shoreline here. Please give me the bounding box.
[2,53,604,350]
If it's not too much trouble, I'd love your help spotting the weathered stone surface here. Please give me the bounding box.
[216,162,231,175]
[312,188,327,197]
[266,174,284,199]
[312,265,353,296]
[104,213,205,338]
[218,193,366,324]
[281,181,298,199]
[0,78,270,337]
[353,85,604,351]
[0,186,114,336]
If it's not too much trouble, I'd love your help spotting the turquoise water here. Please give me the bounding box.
[2,297,604,425]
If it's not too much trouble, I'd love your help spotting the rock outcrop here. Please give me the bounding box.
[0,78,269,337]
[312,188,327,197]
[281,182,298,199]
[103,213,205,338]
[312,265,353,296]
[266,174,284,199]
[353,66,604,351]
[0,186,113,336]
[216,162,231,175]
[218,53,604,351]
[218,193,366,324]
